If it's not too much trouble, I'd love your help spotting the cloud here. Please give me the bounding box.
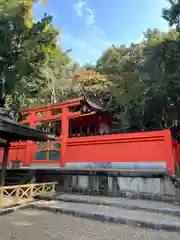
[86,8,96,26]
[73,0,96,26]
[73,0,86,17]
[70,1,112,62]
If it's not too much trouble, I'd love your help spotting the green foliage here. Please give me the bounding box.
[0,0,70,109]
[163,0,180,29]
[95,27,180,130]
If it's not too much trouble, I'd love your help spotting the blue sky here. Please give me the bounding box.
[33,0,170,64]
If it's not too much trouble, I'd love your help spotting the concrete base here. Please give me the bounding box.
[55,175,180,202]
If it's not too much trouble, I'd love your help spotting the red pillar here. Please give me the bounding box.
[29,111,36,128]
[61,106,69,167]
[164,130,175,175]
[25,111,36,166]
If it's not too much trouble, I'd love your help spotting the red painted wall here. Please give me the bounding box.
[0,129,175,174]
[65,130,175,174]
[0,142,27,165]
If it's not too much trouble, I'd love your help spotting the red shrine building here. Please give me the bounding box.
[0,96,179,175]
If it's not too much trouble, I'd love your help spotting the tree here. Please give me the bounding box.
[163,0,180,29]
[0,0,59,109]
[72,68,109,92]
[96,43,144,104]
[36,47,72,105]
[96,28,180,130]
[141,28,180,128]
[96,43,146,129]
[36,60,83,105]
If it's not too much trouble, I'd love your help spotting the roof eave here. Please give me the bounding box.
[0,117,55,142]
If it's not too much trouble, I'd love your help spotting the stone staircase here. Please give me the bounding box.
[33,193,180,232]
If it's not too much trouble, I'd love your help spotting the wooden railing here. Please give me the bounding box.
[0,182,57,207]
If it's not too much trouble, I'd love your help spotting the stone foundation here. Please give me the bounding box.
[56,175,180,202]
[5,169,180,202]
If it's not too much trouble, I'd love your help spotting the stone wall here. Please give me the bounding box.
[55,175,180,202]
[8,169,179,203]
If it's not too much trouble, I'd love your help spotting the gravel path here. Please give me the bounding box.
[0,209,179,240]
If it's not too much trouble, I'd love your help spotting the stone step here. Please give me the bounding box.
[31,200,180,232]
[37,193,180,216]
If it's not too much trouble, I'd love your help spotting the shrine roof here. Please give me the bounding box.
[0,112,55,142]
[85,96,105,111]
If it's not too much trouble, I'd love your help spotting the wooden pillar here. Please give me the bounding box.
[61,106,69,167]
[0,141,10,186]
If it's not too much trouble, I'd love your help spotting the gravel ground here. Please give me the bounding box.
[0,209,179,240]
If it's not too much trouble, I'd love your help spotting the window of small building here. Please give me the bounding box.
[69,118,80,137]
[50,120,61,136]
[20,114,30,121]
[23,123,30,127]
[36,120,61,136]
[81,124,88,136]
[68,105,82,112]
[51,109,62,115]
[36,111,46,118]
[69,116,97,137]
[89,122,95,135]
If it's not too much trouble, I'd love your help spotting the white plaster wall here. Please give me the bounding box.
[78,176,89,189]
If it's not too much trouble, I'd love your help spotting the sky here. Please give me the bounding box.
[33,0,170,64]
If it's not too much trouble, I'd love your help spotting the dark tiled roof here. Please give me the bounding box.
[0,112,55,142]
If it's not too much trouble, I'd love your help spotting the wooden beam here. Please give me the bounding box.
[69,111,96,119]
